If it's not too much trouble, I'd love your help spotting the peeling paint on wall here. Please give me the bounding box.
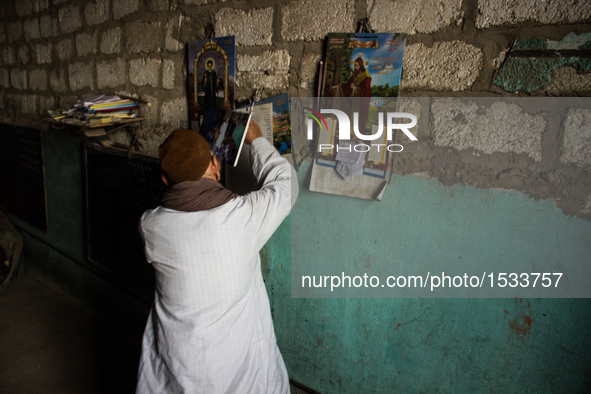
[494,33,591,92]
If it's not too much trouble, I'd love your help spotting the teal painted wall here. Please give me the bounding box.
[264,161,591,392]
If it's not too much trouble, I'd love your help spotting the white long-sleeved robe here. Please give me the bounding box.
[136,138,297,393]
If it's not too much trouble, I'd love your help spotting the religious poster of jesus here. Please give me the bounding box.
[187,36,236,131]
[308,33,407,200]
[317,32,406,172]
[321,32,406,133]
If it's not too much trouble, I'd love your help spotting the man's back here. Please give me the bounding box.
[136,137,297,393]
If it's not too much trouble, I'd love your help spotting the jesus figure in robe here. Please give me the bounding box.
[330,57,372,133]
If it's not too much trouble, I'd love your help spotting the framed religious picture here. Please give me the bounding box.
[188,36,236,130]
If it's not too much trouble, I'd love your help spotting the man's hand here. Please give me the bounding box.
[245,119,263,144]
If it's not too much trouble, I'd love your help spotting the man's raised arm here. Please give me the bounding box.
[243,120,299,252]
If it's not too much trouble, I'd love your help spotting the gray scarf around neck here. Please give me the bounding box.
[161,178,237,212]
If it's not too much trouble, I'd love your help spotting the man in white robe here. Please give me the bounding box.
[136,121,297,393]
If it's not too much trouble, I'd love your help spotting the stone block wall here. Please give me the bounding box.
[0,0,590,218]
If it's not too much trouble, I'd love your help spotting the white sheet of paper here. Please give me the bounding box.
[235,103,274,144]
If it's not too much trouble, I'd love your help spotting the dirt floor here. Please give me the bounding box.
[0,272,140,394]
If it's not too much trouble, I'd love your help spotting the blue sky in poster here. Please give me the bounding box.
[348,33,405,87]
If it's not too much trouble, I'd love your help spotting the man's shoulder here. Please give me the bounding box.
[143,199,250,221]
[140,207,160,223]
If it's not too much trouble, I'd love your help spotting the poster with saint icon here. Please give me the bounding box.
[188,36,236,130]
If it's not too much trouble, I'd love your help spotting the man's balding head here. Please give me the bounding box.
[159,130,212,185]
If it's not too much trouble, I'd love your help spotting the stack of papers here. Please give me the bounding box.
[75,95,121,107]
[46,95,143,127]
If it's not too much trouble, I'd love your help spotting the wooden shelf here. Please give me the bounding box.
[44,117,145,137]
[44,117,145,128]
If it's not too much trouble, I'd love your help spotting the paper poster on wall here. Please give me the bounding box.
[309,32,406,201]
[321,32,406,102]
[188,36,236,131]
